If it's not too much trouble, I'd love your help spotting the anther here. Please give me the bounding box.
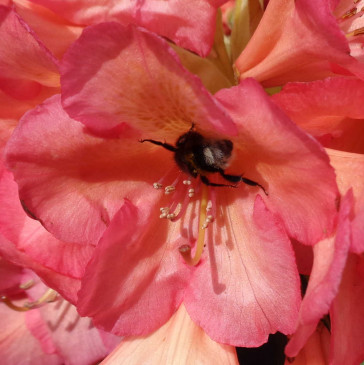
[341,7,357,19]
[167,213,176,220]
[159,207,169,218]
[202,215,214,229]
[165,185,176,194]
[183,180,192,185]
[188,188,195,198]
[153,182,163,189]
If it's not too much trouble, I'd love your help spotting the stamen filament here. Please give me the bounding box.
[1,296,31,312]
[346,26,364,37]
[1,289,58,312]
[179,184,208,265]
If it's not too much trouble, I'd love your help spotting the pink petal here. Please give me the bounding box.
[216,79,339,245]
[0,304,61,365]
[0,257,25,296]
[285,190,353,357]
[327,149,364,253]
[0,5,59,87]
[272,78,364,153]
[184,194,301,347]
[285,323,330,365]
[13,0,83,59]
[235,0,364,86]
[38,298,120,365]
[31,0,220,56]
[6,95,164,243]
[103,305,238,365]
[0,234,81,303]
[0,165,94,279]
[351,191,364,254]
[78,199,191,336]
[330,254,364,365]
[291,240,313,276]
[61,22,236,138]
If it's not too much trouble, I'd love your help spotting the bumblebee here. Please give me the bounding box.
[140,127,267,194]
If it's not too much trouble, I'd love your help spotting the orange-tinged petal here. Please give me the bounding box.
[102,305,239,365]
[0,5,59,87]
[61,23,236,139]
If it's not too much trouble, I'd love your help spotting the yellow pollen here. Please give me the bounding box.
[179,184,208,266]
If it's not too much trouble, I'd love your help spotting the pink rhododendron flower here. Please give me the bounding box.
[28,0,227,57]
[0,258,120,365]
[103,304,239,365]
[235,0,364,86]
[5,22,339,347]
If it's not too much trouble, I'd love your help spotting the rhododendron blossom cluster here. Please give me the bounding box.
[0,0,363,364]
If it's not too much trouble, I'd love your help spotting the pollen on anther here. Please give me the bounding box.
[188,188,195,198]
[153,182,163,189]
[183,180,192,185]
[159,207,169,218]
[342,7,358,19]
[165,185,176,194]
[202,214,214,229]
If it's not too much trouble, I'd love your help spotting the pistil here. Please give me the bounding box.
[179,184,209,266]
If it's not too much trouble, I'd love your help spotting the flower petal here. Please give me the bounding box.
[0,5,59,86]
[0,234,80,303]
[13,0,83,59]
[5,95,165,243]
[0,165,94,279]
[330,254,364,365]
[0,303,61,365]
[327,149,364,253]
[30,0,220,56]
[184,194,301,347]
[61,23,236,138]
[103,305,238,365]
[77,199,191,336]
[235,0,364,86]
[285,190,353,357]
[38,299,120,365]
[272,78,364,154]
[216,79,339,245]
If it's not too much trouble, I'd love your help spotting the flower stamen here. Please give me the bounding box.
[1,289,58,312]
[346,26,364,37]
[341,7,358,19]
[19,279,35,290]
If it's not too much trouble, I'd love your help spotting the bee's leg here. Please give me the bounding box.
[200,175,237,188]
[240,177,268,196]
[219,171,268,196]
[139,139,177,152]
